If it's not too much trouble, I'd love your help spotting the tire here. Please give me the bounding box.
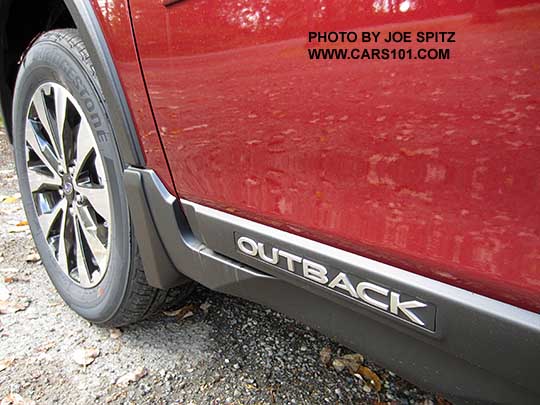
[12,29,192,327]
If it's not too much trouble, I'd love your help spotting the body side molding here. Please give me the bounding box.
[124,167,540,405]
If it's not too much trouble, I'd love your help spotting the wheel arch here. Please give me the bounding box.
[0,0,145,167]
[0,0,75,139]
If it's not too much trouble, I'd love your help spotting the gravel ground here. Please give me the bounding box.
[0,127,444,405]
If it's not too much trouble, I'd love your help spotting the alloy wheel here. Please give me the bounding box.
[24,83,111,288]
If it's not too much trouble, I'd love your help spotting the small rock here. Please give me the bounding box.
[109,328,122,339]
[72,348,100,366]
[25,253,40,263]
[353,373,364,382]
[200,302,211,313]
[116,367,147,386]
[0,283,9,300]
[0,393,35,405]
[139,383,152,395]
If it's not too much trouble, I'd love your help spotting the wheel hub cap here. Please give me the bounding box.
[63,178,74,196]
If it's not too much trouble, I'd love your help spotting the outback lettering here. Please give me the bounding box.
[237,236,428,327]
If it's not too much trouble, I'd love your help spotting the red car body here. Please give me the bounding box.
[92,0,540,313]
[0,0,539,403]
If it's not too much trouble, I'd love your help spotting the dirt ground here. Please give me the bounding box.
[0,127,441,404]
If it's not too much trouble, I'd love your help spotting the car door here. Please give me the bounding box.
[128,0,540,312]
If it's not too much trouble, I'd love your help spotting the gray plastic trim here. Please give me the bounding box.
[183,199,540,332]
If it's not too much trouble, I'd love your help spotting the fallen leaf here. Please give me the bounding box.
[0,358,14,372]
[4,275,29,284]
[163,304,196,320]
[435,395,452,405]
[72,347,100,366]
[115,367,147,386]
[356,365,382,392]
[16,221,28,227]
[0,299,29,314]
[341,353,364,373]
[332,358,346,372]
[105,391,125,403]
[8,226,28,234]
[319,347,332,366]
[1,194,20,204]
[25,253,40,263]
[342,353,364,363]
[332,352,365,374]
[0,393,35,405]
[330,352,380,392]
[109,328,123,339]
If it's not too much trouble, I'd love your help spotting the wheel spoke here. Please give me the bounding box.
[75,184,110,222]
[75,204,108,272]
[54,86,69,165]
[38,198,67,240]
[57,205,71,274]
[28,168,62,193]
[74,120,95,178]
[26,123,62,180]
[32,87,63,164]
[73,213,93,287]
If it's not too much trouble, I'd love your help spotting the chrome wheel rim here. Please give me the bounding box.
[25,83,111,288]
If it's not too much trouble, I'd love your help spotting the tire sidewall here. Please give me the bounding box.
[12,32,131,323]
